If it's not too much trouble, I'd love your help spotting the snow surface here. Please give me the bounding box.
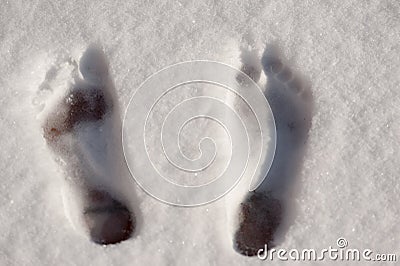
[1,0,399,265]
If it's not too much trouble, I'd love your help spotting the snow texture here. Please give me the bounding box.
[0,1,399,265]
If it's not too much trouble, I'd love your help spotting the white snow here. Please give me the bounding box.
[1,1,399,265]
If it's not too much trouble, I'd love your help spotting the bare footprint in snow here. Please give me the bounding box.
[36,45,135,245]
[233,44,313,256]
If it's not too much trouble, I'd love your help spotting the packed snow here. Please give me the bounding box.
[0,0,399,265]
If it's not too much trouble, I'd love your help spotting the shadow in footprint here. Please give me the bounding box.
[234,43,313,256]
[42,44,141,244]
